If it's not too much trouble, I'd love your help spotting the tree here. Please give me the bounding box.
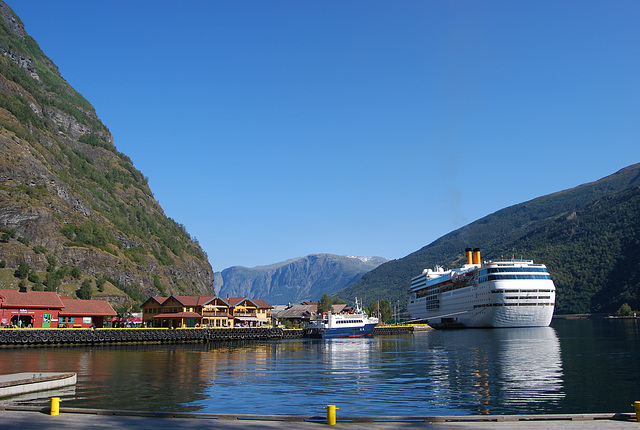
[44,271,61,292]
[318,293,334,314]
[76,279,93,300]
[616,303,633,317]
[369,299,393,323]
[70,266,82,279]
[14,262,29,279]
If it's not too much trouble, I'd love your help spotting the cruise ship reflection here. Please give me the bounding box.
[425,326,564,414]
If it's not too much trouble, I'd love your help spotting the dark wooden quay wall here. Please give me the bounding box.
[0,325,424,347]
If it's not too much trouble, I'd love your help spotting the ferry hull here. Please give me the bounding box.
[444,306,554,328]
[307,323,377,339]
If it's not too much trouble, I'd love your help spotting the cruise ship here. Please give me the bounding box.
[408,248,555,328]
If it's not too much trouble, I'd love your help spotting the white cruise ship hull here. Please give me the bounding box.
[408,252,556,328]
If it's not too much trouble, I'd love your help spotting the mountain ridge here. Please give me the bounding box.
[215,253,387,305]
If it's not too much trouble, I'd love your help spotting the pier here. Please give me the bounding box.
[0,407,636,429]
[0,324,427,346]
[0,373,76,398]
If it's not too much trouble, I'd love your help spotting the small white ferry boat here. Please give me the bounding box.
[408,248,555,328]
[307,298,379,338]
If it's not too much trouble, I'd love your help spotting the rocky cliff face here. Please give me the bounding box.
[0,2,213,305]
[214,254,387,305]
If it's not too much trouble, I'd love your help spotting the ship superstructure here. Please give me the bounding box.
[408,248,555,328]
[307,298,379,338]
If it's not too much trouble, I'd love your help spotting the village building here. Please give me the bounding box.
[226,297,273,327]
[141,295,273,328]
[272,302,348,327]
[0,289,116,328]
[201,297,232,327]
[144,295,215,328]
[59,297,117,328]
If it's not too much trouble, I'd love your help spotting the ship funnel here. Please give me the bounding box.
[473,248,481,265]
[465,248,473,265]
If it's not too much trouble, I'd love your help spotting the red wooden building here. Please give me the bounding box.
[0,289,116,328]
[59,297,117,328]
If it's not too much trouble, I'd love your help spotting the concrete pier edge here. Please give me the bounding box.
[0,405,635,423]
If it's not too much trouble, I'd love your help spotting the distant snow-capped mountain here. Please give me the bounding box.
[214,254,388,305]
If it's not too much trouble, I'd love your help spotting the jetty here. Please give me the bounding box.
[0,407,636,429]
[0,324,428,347]
[0,373,76,398]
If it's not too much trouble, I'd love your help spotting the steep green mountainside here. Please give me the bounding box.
[215,254,387,305]
[0,2,213,306]
[339,164,640,314]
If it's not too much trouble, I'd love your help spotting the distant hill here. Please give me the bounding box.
[0,2,213,306]
[214,254,387,305]
[339,164,640,315]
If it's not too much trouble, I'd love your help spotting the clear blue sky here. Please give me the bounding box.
[9,1,640,271]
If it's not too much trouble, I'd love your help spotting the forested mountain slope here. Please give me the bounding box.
[339,164,640,314]
[0,2,213,306]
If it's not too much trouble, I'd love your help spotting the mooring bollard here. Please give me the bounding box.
[50,397,60,416]
[324,404,338,425]
[632,401,640,422]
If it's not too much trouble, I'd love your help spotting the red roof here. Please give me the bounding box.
[59,298,117,317]
[170,295,216,307]
[0,289,64,309]
[141,296,168,307]
[252,299,273,309]
[226,297,247,306]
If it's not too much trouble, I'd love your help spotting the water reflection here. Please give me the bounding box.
[0,327,566,416]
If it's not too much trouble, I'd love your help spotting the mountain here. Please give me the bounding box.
[0,2,213,306]
[339,164,640,315]
[214,254,388,305]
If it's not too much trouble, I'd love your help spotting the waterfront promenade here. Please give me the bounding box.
[0,408,637,430]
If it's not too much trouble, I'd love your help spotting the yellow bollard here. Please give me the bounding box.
[50,397,60,416]
[324,404,338,425]
[632,401,640,422]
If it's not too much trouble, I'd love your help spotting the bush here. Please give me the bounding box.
[32,245,47,254]
[96,275,106,292]
[152,274,167,296]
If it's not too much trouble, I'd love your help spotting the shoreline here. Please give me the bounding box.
[0,324,422,347]
[0,406,637,429]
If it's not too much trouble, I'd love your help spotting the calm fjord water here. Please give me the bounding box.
[0,319,638,416]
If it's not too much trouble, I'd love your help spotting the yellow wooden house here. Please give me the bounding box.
[142,295,273,328]
[201,297,233,327]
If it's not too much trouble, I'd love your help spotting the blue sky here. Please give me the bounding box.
[9,1,640,271]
